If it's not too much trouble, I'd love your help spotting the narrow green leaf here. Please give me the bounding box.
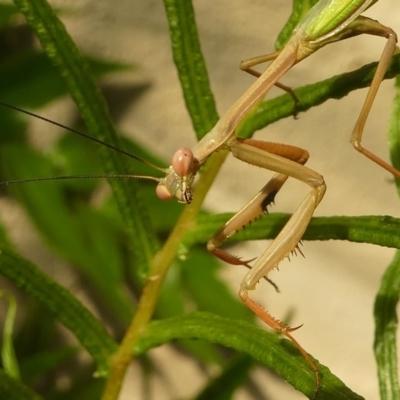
[135,312,364,399]
[163,0,219,138]
[374,251,400,400]
[0,249,117,376]
[12,0,158,283]
[183,213,400,250]
[156,256,226,366]
[20,347,77,384]
[0,143,133,323]
[0,51,130,109]
[376,71,400,400]
[389,74,400,193]
[0,369,42,400]
[0,291,20,379]
[194,354,254,400]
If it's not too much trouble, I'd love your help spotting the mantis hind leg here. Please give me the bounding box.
[349,17,399,177]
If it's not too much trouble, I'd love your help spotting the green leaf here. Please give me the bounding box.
[0,369,42,400]
[374,251,400,400]
[194,354,254,400]
[183,213,400,250]
[0,249,117,376]
[163,0,218,139]
[376,71,400,400]
[12,0,158,284]
[0,291,20,379]
[0,143,134,323]
[0,51,130,109]
[136,312,364,399]
[20,347,77,384]
[389,75,400,192]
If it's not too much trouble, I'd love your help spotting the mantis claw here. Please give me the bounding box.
[283,323,304,333]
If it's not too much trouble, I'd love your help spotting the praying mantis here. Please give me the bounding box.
[149,0,398,396]
[1,0,399,398]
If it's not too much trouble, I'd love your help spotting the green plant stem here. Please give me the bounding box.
[101,151,228,400]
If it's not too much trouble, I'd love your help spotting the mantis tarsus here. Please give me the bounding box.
[1,0,398,398]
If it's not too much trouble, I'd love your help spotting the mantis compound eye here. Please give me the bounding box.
[156,183,173,201]
[172,147,194,177]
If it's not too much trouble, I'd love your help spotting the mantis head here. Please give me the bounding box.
[156,147,198,204]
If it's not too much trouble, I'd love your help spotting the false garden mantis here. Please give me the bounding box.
[1,0,398,398]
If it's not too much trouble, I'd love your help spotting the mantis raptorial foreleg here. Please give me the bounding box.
[207,138,325,392]
[225,140,325,296]
[208,140,309,265]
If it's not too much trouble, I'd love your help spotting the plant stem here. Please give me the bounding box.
[101,151,228,400]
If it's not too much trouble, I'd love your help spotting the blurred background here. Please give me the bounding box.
[0,0,399,398]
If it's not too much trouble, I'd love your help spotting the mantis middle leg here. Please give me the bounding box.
[240,16,399,178]
[240,51,299,110]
